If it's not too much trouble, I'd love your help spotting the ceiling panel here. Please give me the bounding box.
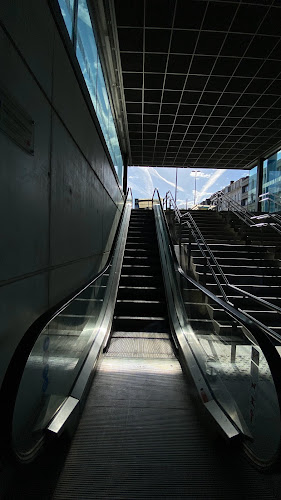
[113,0,281,168]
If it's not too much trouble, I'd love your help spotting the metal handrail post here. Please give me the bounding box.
[179,218,182,267]
[188,227,191,271]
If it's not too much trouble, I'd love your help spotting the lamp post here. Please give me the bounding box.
[192,170,199,206]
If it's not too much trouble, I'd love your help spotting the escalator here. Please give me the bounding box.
[1,192,281,499]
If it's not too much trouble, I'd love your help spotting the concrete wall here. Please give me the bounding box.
[0,1,124,388]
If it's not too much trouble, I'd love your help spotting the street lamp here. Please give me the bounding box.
[192,170,199,206]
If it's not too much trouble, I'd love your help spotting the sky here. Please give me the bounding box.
[128,166,249,208]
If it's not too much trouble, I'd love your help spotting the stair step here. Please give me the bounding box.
[126,242,158,250]
[243,310,281,326]
[192,256,280,266]
[117,286,164,300]
[124,249,158,258]
[121,264,161,275]
[113,316,169,332]
[195,264,281,276]
[115,299,165,316]
[119,275,162,286]
[197,272,281,285]
[205,283,281,297]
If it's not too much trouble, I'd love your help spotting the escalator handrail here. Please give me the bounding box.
[155,191,281,467]
[164,191,281,320]
[0,188,132,454]
[154,189,281,345]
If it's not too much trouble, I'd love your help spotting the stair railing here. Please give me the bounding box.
[212,190,281,237]
[212,190,253,226]
[164,190,281,332]
[164,191,230,303]
[156,188,281,346]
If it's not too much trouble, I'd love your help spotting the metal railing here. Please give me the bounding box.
[259,192,281,213]
[212,190,281,236]
[212,190,253,226]
[163,190,281,338]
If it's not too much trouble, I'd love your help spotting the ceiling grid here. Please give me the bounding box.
[114,0,281,169]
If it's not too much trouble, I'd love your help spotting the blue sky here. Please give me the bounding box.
[128,167,249,208]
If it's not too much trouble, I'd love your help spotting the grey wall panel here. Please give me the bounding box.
[50,115,103,266]
[0,0,54,99]
[103,151,124,207]
[0,28,50,282]
[0,274,49,387]
[101,191,120,255]
[49,258,101,307]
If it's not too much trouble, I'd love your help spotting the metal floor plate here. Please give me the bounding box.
[54,356,278,499]
[105,337,175,358]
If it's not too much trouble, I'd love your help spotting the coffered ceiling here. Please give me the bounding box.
[112,0,281,169]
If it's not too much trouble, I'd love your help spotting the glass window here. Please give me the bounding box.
[58,0,124,185]
[58,0,75,39]
[76,2,98,109]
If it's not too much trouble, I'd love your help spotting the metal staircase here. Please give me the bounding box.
[183,210,281,335]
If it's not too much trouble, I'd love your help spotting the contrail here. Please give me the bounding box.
[150,168,184,191]
[197,169,226,202]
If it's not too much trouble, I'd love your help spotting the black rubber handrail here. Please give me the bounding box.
[0,188,132,456]
[164,190,281,325]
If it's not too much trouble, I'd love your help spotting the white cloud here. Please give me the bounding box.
[177,200,193,208]
[197,169,226,202]
[190,171,211,178]
[129,181,150,197]
[78,4,92,28]
[139,167,154,195]
[150,168,184,191]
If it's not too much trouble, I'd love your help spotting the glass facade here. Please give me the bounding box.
[262,150,281,212]
[248,150,281,213]
[247,166,257,212]
[58,0,124,184]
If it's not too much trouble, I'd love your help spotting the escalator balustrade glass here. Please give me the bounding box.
[180,281,281,465]
[11,192,132,460]
[12,271,110,457]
